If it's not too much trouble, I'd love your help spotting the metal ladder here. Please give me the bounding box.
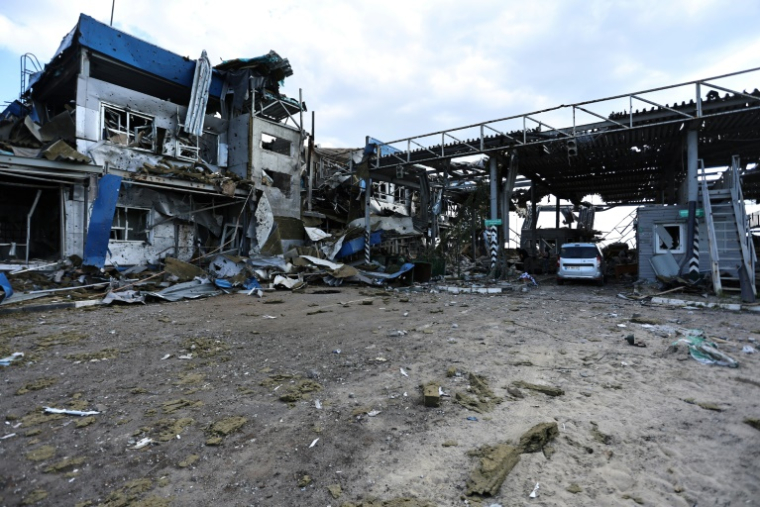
[20,53,41,98]
[700,156,756,300]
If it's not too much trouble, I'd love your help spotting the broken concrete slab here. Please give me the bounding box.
[518,422,559,453]
[455,373,503,413]
[513,380,564,397]
[465,443,521,496]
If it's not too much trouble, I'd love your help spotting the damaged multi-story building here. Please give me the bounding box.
[0,14,306,270]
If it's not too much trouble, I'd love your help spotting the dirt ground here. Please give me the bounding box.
[1,280,759,507]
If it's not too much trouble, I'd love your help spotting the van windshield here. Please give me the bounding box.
[561,247,598,259]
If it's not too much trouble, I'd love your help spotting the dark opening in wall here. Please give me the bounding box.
[261,133,291,156]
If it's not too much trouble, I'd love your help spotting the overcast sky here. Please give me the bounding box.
[1,0,760,151]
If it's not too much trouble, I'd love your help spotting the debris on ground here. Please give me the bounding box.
[0,351,23,366]
[205,416,247,446]
[668,333,739,367]
[465,443,521,496]
[512,380,565,397]
[327,484,342,498]
[423,381,441,407]
[455,373,503,413]
[518,422,559,454]
[340,498,438,507]
[43,407,100,417]
[683,399,723,411]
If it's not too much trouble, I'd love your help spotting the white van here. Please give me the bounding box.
[556,242,605,285]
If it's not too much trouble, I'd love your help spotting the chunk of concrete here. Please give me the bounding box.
[423,382,440,407]
[518,422,559,453]
[465,443,521,496]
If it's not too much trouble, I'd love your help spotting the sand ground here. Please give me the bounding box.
[0,281,759,506]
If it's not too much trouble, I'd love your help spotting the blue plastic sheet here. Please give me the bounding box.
[243,277,261,290]
[0,272,13,303]
[214,279,233,289]
[83,174,122,268]
[336,231,383,259]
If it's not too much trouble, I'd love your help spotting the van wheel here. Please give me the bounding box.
[597,278,605,287]
[556,278,564,286]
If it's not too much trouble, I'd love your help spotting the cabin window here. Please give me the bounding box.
[654,223,685,254]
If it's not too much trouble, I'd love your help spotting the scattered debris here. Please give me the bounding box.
[339,499,436,507]
[162,399,203,414]
[624,335,647,347]
[16,378,58,395]
[26,445,56,461]
[43,456,85,473]
[327,484,342,499]
[669,334,738,367]
[455,373,503,413]
[683,399,723,411]
[279,379,322,403]
[309,438,319,448]
[529,482,540,498]
[518,422,559,454]
[131,437,155,450]
[465,443,521,496]
[512,380,565,397]
[205,416,247,445]
[400,367,409,377]
[0,352,23,366]
[744,418,760,432]
[178,454,199,468]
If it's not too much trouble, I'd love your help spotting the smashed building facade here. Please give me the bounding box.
[1,14,306,270]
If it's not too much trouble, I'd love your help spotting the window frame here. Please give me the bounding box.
[110,206,151,243]
[654,222,686,254]
[100,103,156,152]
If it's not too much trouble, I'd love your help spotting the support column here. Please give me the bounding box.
[685,129,699,277]
[501,152,517,250]
[530,182,537,256]
[555,195,560,229]
[489,156,499,274]
[306,111,315,212]
[364,178,372,264]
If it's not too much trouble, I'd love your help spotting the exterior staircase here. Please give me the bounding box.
[700,156,756,301]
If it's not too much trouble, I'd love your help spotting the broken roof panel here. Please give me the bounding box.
[30,14,224,98]
[216,50,293,82]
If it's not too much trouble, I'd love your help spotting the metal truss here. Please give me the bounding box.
[370,66,760,170]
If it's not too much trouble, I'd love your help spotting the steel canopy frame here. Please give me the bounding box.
[369,66,760,170]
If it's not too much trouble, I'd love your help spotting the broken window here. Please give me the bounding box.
[200,132,219,165]
[261,133,291,156]
[101,104,155,151]
[654,223,685,254]
[110,207,149,242]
